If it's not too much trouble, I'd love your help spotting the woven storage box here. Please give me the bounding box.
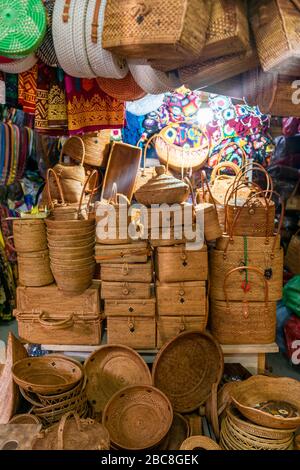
[95,242,149,264]
[244,68,300,117]
[100,261,153,282]
[201,0,249,60]
[156,281,207,316]
[155,245,208,282]
[18,250,53,287]
[249,0,300,75]
[107,316,156,350]
[13,219,47,253]
[15,312,102,346]
[62,133,111,168]
[105,298,156,317]
[285,230,300,274]
[210,267,277,344]
[102,0,211,60]
[135,203,192,229]
[156,317,208,349]
[209,246,283,302]
[16,282,100,316]
[101,282,152,300]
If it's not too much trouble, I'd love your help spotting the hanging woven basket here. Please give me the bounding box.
[96,72,146,102]
[36,0,59,67]
[0,54,37,73]
[0,0,47,58]
[128,59,180,94]
[85,0,128,78]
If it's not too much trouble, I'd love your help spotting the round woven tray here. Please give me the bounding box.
[9,413,41,425]
[103,385,173,450]
[152,331,224,413]
[180,436,221,451]
[12,355,83,395]
[0,54,37,73]
[159,413,190,451]
[84,344,152,413]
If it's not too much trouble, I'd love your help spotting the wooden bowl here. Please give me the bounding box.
[103,385,173,450]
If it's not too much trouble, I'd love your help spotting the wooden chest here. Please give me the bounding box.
[105,298,156,317]
[15,311,102,346]
[155,245,208,282]
[107,316,156,350]
[100,261,153,282]
[156,281,207,316]
[157,316,207,348]
[95,242,149,264]
[16,282,100,316]
[101,281,153,300]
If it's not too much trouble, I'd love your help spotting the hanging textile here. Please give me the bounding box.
[18,64,38,114]
[5,74,18,108]
[64,75,125,135]
[48,68,67,130]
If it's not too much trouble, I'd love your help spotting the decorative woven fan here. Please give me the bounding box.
[0,0,47,58]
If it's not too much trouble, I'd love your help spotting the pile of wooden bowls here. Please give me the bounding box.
[45,218,96,294]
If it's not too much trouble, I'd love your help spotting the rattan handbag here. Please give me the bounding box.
[102,0,211,61]
[250,0,300,76]
[61,133,110,168]
[210,266,277,345]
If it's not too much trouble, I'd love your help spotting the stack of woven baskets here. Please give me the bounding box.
[209,163,284,346]
[12,218,53,288]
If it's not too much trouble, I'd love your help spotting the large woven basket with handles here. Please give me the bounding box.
[102,0,211,60]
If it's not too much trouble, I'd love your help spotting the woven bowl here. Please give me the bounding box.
[180,436,221,451]
[46,228,95,239]
[47,236,95,248]
[231,376,300,430]
[45,218,95,230]
[9,414,41,425]
[96,72,145,101]
[12,355,83,395]
[152,331,224,413]
[103,385,173,450]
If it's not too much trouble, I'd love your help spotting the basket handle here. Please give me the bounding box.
[200,170,218,211]
[215,142,247,168]
[91,0,101,43]
[38,312,74,330]
[62,0,71,22]
[234,162,273,197]
[130,2,152,19]
[59,136,85,166]
[19,386,44,408]
[210,382,220,440]
[224,266,269,316]
[78,169,99,218]
[46,168,65,209]
[291,0,300,11]
[210,161,241,185]
[5,235,16,253]
[57,412,82,450]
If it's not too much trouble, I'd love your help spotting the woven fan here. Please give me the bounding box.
[0,0,47,58]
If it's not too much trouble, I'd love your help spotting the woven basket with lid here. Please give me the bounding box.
[135,165,189,206]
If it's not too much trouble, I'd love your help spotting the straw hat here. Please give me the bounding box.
[126,93,165,116]
[96,72,146,102]
[85,0,128,79]
[128,59,180,94]
[0,54,38,73]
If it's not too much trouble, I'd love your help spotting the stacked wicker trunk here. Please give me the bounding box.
[95,241,156,349]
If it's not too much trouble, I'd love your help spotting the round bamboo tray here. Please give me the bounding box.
[231,376,300,430]
[84,344,152,413]
[13,219,47,252]
[9,414,41,425]
[180,436,221,450]
[103,385,173,451]
[152,331,224,413]
[12,355,83,395]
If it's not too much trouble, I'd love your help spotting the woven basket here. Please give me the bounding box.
[9,414,41,425]
[72,0,96,78]
[45,217,94,231]
[285,229,300,274]
[250,0,300,75]
[231,376,300,430]
[103,385,173,450]
[51,264,95,294]
[0,0,46,58]
[128,59,179,94]
[97,72,145,101]
[18,250,53,287]
[179,46,259,89]
[154,122,209,173]
[33,412,110,450]
[102,0,211,60]
[152,331,224,413]
[36,0,59,67]
[180,436,221,450]
[62,133,110,168]
[243,67,300,117]
[0,54,38,74]
[13,219,47,253]
[201,0,249,60]
[210,266,277,344]
[12,355,83,396]
[85,0,128,78]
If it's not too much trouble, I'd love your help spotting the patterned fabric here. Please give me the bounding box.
[5,73,18,108]
[18,64,38,114]
[160,122,207,150]
[36,0,59,67]
[48,68,67,129]
[64,75,125,135]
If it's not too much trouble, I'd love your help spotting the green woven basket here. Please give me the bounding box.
[0,0,47,58]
